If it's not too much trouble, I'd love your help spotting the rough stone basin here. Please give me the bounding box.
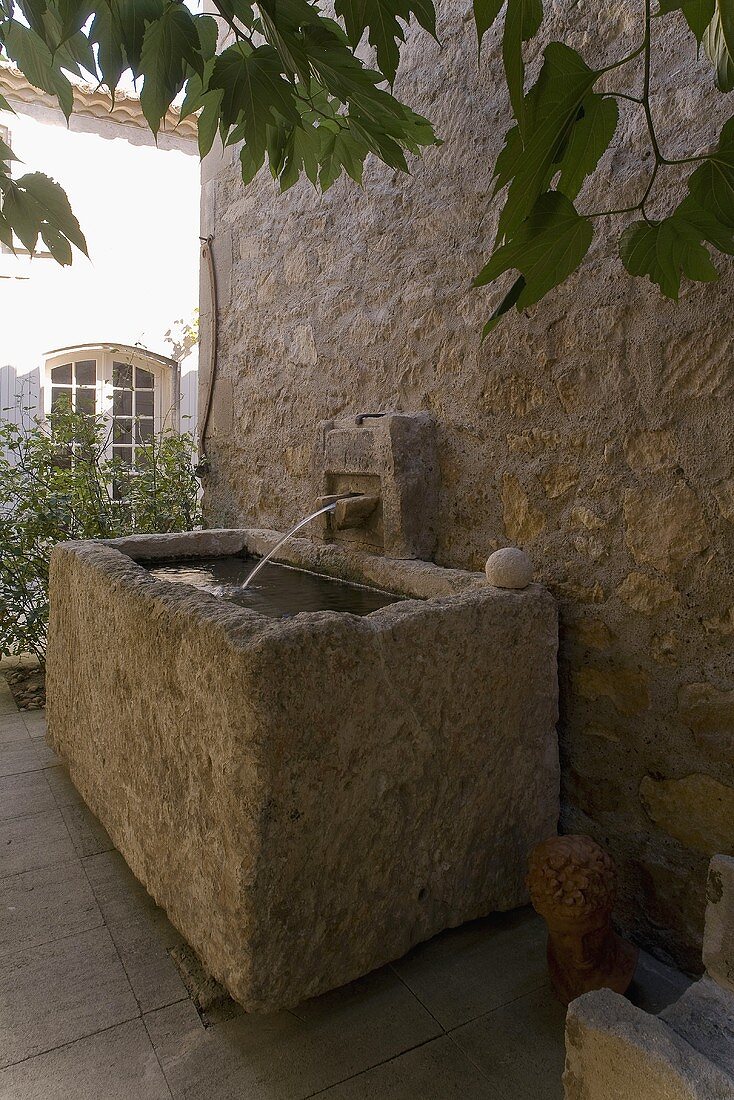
[47,528,560,1012]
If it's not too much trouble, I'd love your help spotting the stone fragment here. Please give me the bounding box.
[485,547,533,589]
[703,607,734,636]
[623,482,709,573]
[540,463,579,499]
[556,580,605,603]
[501,474,546,543]
[639,775,734,855]
[564,988,734,1099]
[575,666,650,716]
[572,618,613,650]
[678,683,734,756]
[616,571,680,614]
[570,506,605,531]
[703,854,734,993]
[623,429,677,472]
[714,480,734,523]
[650,632,679,667]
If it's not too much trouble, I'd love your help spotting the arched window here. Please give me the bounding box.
[43,344,180,464]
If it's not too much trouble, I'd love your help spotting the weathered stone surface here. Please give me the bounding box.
[616,572,680,614]
[639,775,734,856]
[563,988,734,1099]
[703,855,734,993]
[678,683,734,757]
[574,666,649,717]
[623,430,678,473]
[47,532,559,1012]
[198,0,734,970]
[501,475,546,544]
[623,483,709,574]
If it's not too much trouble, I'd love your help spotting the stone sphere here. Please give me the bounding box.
[485,547,533,589]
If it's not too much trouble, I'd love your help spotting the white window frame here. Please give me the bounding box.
[43,344,180,462]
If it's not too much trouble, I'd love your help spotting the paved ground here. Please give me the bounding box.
[0,677,691,1099]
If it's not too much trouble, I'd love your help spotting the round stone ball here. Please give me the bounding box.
[485,547,533,589]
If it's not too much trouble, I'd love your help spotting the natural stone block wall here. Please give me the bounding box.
[46,532,559,1010]
[200,1,734,969]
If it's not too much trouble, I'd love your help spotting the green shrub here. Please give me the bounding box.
[0,400,200,662]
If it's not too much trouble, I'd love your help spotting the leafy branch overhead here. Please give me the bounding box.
[1,0,734,332]
[0,0,439,258]
[473,0,734,332]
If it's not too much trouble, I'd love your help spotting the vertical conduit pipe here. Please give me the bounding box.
[197,235,218,468]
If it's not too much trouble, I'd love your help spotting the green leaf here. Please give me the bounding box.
[211,42,299,164]
[503,0,543,137]
[497,42,598,240]
[139,2,202,134]
[20,171,88,254]
[240,140,266,184]
[319,124,367,188]
[197,88,223,158]
[676,193,734,252]
[704,1,734,89]
[620,215,719,298]
[474,191,593,331]
[0,92,16,113]
[2,182,41,251]
[112,0,166,75]
[89,1,126,92]
[688,114,734,226]
[2,20,74,117]
[40,222,73,263]
[658,0,715,42]
[334,0,437,85]
[473,0,503,50]
[556,93,618,199]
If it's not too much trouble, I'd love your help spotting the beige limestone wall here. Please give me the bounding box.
[200,0,734,970]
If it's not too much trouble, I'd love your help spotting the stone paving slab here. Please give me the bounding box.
[0,926,139,1068]
[0,859,102,953]
[0,740,48,778]
[0,807,77,879]
[144,969,443,1100]
[451,985,567,1099]
[59,802,114,858]
[0,1019,172,1099]
[108,916,188,1014]
[0,771,57,822]
[314,1034,493,1098]
[84,848,167,927]
[0,713,31,745]
[391,905,548,1030]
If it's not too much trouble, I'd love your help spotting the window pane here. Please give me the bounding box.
[113,390,132,416]
[51,364,72,384]
[113,362,133,389]
[75,389,96,415]
[51,386,73,411]
[136,390,154,417]
[113,419,132,444]
[135,367,154,389]
[113,445,132,466]
[135,418,154,443]
[75,360,96,386]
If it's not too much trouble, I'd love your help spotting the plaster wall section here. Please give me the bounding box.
[200,0,734,969]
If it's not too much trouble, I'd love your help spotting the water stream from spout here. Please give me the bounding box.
[241,501,339,589]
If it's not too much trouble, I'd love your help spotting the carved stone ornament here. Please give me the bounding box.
[527,834,639,1006]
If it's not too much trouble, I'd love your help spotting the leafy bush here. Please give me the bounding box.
[0,400,200,662]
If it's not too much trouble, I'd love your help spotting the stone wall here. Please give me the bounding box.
[200,0,734,970]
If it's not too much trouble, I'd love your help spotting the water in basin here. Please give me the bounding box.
[146,556,401,619]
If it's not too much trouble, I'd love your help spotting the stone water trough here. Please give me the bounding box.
[47,530,559,1011]
[46,416,559,1013]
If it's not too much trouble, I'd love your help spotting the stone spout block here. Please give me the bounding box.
[333,494,380,530]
